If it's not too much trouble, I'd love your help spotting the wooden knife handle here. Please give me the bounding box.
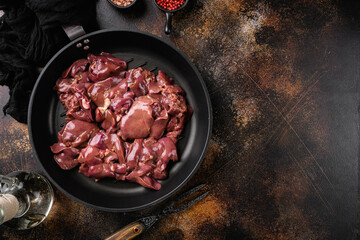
[105,221,146,240]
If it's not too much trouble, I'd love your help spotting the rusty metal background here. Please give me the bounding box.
[0,0,359,239]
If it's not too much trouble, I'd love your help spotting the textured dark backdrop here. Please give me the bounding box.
[0,0,360,239]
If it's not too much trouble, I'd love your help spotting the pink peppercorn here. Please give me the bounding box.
[156,0,185,11]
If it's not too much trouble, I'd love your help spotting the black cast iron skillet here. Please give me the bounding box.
[28,29,212,212]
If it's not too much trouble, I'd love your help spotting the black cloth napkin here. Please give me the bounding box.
[0,0,97,123]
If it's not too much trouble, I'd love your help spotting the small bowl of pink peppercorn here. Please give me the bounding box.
[153,0,188,34]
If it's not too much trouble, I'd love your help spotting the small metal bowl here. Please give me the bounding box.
[153,0,188,34]
[107,0,137,9]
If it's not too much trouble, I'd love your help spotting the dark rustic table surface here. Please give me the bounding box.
[1,0,360,239]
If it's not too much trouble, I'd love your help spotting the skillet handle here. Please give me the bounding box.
[105,221,146,240]
[62,25,86,41]
[165,12,173,35]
